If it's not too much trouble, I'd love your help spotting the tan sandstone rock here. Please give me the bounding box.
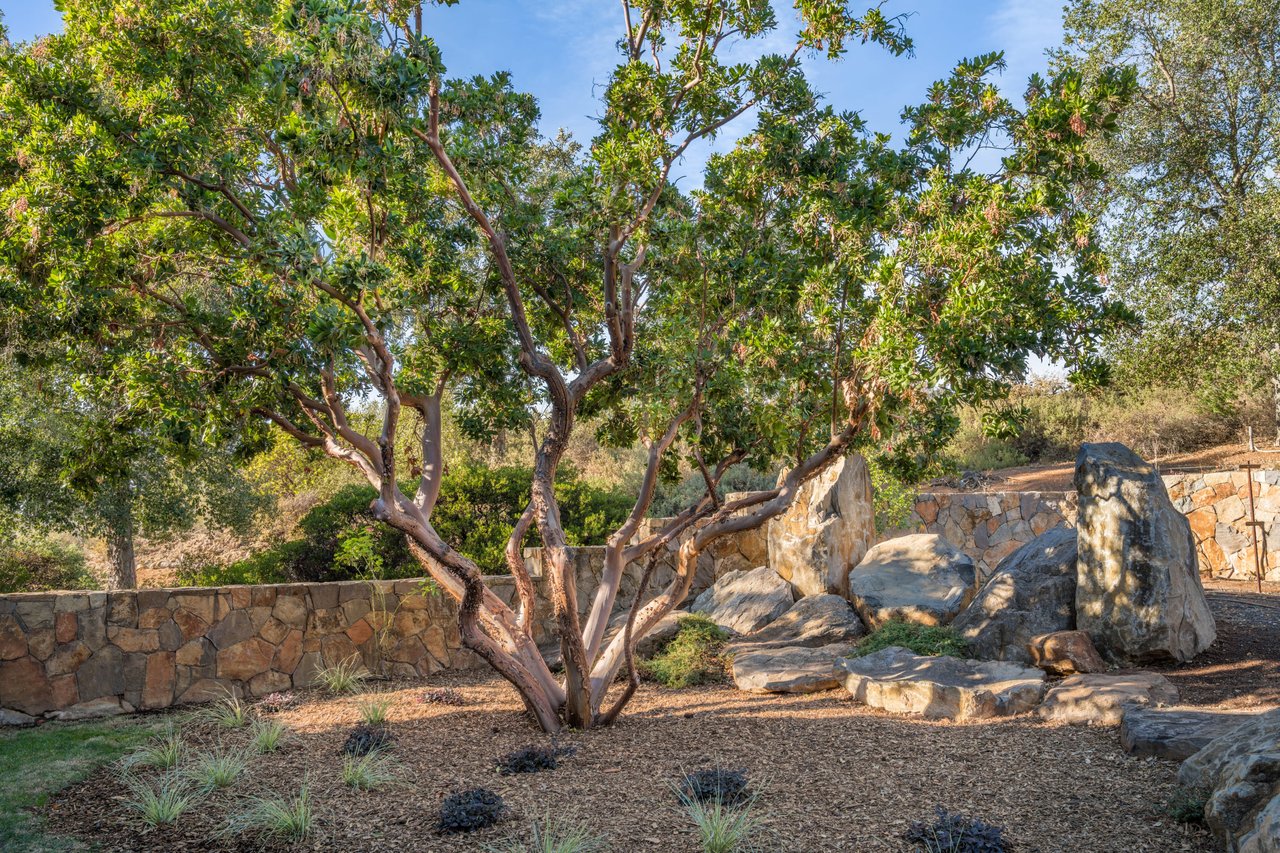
[1028,630,1107,675]
[1036,672,1178,725]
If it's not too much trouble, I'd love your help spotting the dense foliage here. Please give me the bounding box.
[180,464,632,585]
[0,537,96,594]
[438,788,505,834]
[1060,0,1280,435]
[678,769,752,808]
[903,808,1009,853]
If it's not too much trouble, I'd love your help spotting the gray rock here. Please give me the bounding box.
[0,708,36,726]
[847,534,977,628]
[1179,708,1280,853]
[953,526,1078,663]
[732,643,859,693]
[1120,707,1258,761]
[690,566,794,635]
[837,646,1045,720]
[731,594,865,651]
[767,455,875,597]
[1074,443,1216,663]
[52,697,129,721]
[1037,672,1178,725]
[1240,795,1279,853]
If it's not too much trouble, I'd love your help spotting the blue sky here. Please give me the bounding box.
[2,0,1064,165]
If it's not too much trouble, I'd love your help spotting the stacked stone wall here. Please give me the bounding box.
[0,577,526,721]
[889,470,1280,583]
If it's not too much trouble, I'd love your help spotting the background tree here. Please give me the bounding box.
[0,350,268,589]
[1060,0,1280,438]
[0,0,1130,731]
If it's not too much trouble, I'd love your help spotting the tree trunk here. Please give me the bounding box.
[105,509,137,590]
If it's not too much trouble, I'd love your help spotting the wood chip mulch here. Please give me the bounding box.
[39,672,1214,853]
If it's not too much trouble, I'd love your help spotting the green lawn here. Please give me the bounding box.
[0,716,164,852]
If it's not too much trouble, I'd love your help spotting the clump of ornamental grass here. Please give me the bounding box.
[678,789,764,853]
[341,750,398,791]
[184,746,247,791]
[314,656,368,694]
[249,719,287,754]
[342,724,394,756]
[122,773,200,827]
[487,813,607,852]
[124,731,185,771]
[902,807,1010,853]
[203,691,252,729]
[224,785,316,842]
[354,692,394,726]
[439,788,506,833]
[853,621,967,659]
[638,614,730,688]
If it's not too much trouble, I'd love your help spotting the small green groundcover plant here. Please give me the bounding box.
[1162,787,1208,825]
[853,621,968,659]
[639,615,731,688]
[439,788,505,834]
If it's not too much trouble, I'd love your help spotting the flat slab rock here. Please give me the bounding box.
[690,565,794,635]
[732,643,859,694]
[837,646,1045,720]
[847,534,976,629]
[1120,707,1259,761]
[731,594,865,651]
[1037,672,1178,726]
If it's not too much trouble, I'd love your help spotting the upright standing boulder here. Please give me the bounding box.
[767,454,875,598]
[952,526,1077,663]
[847,534,976,628]
[1074,443,1215,663]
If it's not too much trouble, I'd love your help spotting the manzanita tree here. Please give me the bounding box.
[0,0,1132,731]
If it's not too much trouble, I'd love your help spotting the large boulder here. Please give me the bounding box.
[689,566,793,635]
[1074,443,1216,663]
[847,534,977,628]
[767,455,875,597]
[1120,707,1259,761]
[732,643,859,694]
[731,594,865,651]
[837,646,1045,720]
[952,526,1078,663]
[1036,672,1178,726]
[1179,708,1280,852]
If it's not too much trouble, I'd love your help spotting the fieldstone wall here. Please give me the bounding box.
[0,577,527,722]
[887,492,1079,579]
[891,470,1280,583]
[1167,469,1280,582]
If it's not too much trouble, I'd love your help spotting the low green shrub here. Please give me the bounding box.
[0,537,96,594]
[639,615,730,688]
[853,621,967,659]
[1162,787,1208,825]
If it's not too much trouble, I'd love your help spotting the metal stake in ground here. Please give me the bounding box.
[1242,461,1267,594]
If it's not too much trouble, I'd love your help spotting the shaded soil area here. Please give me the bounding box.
[1146,578,1280,710]
[41,674,1211,853]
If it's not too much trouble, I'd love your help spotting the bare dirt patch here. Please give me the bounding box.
[42,674,1211,852]
[1146,578,1280,710]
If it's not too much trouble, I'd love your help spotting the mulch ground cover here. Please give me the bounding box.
[40,581,1280,852]
[40,672,1213,852]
